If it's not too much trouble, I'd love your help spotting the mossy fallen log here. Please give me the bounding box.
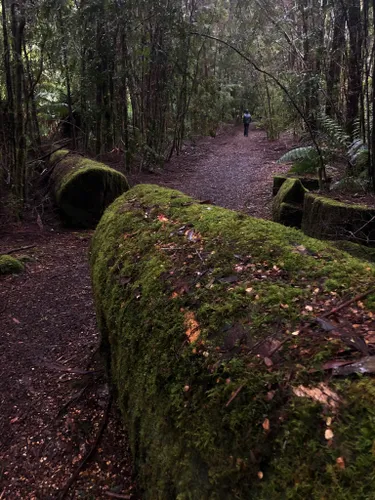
[50,150,129,227]
[0,255,24,275]
[302,193,375,246]
[91,184,375,499]
[272,178,307,227]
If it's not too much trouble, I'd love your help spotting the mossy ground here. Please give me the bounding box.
[332,240,375,263]
[50,150,129,228]
[0,255,24,275]
[90,185,375,499]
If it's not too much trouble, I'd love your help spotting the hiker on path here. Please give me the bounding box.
[243,109,252,137]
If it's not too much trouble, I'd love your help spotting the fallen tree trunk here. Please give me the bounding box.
[90,184,375,499]
[50,150,129,228]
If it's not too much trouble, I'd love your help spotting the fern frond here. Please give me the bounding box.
[352,118,361,140]
[277,146,318,164]
[318,113,349,148]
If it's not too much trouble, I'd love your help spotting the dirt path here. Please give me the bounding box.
[0,230,136,499]
[128,125,294,218]
[0,126,292,499]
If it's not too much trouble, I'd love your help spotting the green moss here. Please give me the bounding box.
[50,149,70,163]
[90,185,375,499]
[272,178,307,227]
[50,150,129,228]
[332,240,375,263]
[0,255,24,275]
[302,193,375,245]
[272,175,288,196]
[272,175,328,197]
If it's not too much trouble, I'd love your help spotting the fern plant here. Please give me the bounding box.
[277,146,327,175]
[278,114,369,179]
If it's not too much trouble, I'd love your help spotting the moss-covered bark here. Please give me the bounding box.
[90,185,375,499]
[273,175,321,196]
[272,178,307,227]
[50,150,129,228]
[302,193,375,246]
[0,255,24,275]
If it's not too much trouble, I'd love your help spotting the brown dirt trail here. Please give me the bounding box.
[128,125,293,218]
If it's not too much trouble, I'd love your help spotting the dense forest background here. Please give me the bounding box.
[1,0,375,211]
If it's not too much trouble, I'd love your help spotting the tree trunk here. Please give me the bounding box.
[346,0,362,136]
[11,1,26,202]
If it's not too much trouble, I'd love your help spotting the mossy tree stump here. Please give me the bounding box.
[302,193,375,246]
[272,178,307,228]
[50,150,129,228]
[273,175,321,197]
[91,185,375,499]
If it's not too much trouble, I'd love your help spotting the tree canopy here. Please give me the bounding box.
[1,0,375,208]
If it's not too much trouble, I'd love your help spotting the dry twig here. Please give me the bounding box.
[321,288,375,319]
[5,244,36,255]
[225,384,244,407]
[104,492,132,499]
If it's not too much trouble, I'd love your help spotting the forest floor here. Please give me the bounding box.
[126,124,294,217]
[0,124,294,499]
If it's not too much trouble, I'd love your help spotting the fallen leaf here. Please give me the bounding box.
[219,275,238,284]
[10,417,19,424]
[336,457,345,469]
[266,391,275,401]
[184,311,201,344]
[325,429,334,440]
[13,318,21,324]
[316,317,336,332]
[185,228,201,242]
[264,357,273,367]
[293,383,341,410]
[331,356,375,376]
[305,305,313,312]
[323,359,353,370]
[157,214,169,222]
[293,245,307,254]
[291,330,300,336]
[262,418,270,431]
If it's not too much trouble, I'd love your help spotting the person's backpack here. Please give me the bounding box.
[244,112,252,125]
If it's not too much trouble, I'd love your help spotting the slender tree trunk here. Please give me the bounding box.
[371,0,375,189]
[11,1,26,202]
[346,0,362,136]
[2,0,16,182]
[23,40,42,147]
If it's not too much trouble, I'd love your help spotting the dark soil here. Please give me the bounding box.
[0,125,294,498]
